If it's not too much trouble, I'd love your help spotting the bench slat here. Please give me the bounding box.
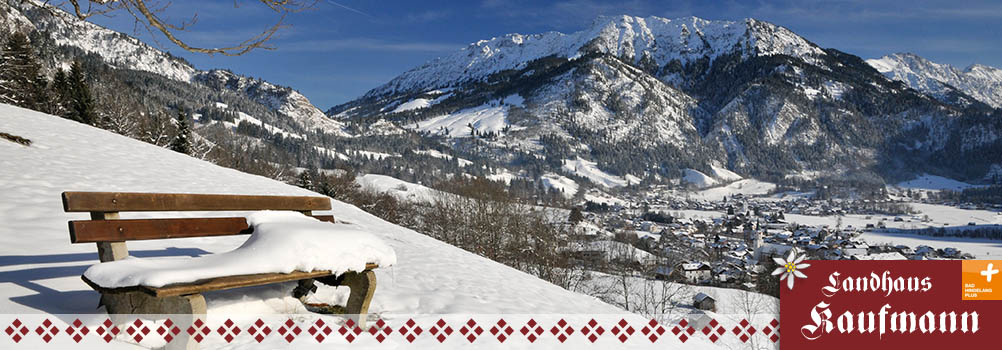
[62,191,331,212]
[81,264,378,298]
[69,215,335,243]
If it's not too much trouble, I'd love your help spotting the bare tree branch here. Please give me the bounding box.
[28,0,316,56]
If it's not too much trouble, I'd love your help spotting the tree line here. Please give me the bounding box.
[0,32,94,124]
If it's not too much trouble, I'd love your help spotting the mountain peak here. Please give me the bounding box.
[361,14,823,99]
[868,53,1002,108]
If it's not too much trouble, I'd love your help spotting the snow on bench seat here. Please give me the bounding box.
[83,211,396,289]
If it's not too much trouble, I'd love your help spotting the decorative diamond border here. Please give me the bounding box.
[0,315,780,347]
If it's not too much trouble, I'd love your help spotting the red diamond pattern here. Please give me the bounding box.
[277,319,302,343]
[671,318,696,343]
[367,319,393,343]
[580,319,605,343]
[0,315,788,344]
[429,319,454,343]
[65,319,90,343]
[732,319,757,343]
[94,319,120,343]
[6,319,29,343]
[338,318,364,343]
[397,318,423,343]
[549,319,574,343]
[214,318,241,343]
[247,319,272,343]
[489,318,514,343]
[123,319,149,343]
[640,319,666,343]
[520,319,544,343]
[458,319,484,343]
[610,319,635,343]
[185,319,210,343]
[763,319,780,343]
[701,318,726,343]
[308,319,333,343]
[33,318,60,343]
[156,319,181,344]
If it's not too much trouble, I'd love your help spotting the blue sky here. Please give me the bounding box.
[86,0,1002,109]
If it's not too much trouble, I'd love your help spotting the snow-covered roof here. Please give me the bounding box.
[850,252,907,260]
[682,262,710,271]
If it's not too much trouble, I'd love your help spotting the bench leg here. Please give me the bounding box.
[102,292,206,350]
[343,270,377,328]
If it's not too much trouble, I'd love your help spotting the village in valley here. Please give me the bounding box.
[560,179,1001,300]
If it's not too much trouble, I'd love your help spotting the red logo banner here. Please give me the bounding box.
[782,260,1002,348]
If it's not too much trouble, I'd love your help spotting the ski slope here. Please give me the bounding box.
[4,104,726,349]
[356,174,441,203]
[690,179,777,201]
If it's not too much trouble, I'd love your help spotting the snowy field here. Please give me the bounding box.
[541,173,579,198]
[688,179,777,201]
[682,169,718,188]
[6,105,737,349]
[356,174,441,203]
[406,96,523,138]
[893,174,983,191]
[670,203,1002,258]
[562,157,639,188]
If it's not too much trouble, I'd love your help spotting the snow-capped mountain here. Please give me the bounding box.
[361,15,826,99]
[868,53,1002,108]
[18,1,195,82]
[7,1,344,135]
[194,70,347,135]
[332,15,1002,186]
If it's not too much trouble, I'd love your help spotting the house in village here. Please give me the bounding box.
[693,292,716,311]
[680,262,712,283]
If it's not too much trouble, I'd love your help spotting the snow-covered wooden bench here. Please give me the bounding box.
[62,191,381,326]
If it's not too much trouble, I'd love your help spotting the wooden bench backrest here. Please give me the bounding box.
[63,191,333,261]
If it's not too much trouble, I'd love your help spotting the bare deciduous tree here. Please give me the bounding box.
[727,290,779,350]
[138,109,171,146]
[31,0,316,55]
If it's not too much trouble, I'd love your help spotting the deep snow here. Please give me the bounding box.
[83,211,397,288]
[5,104,726,349]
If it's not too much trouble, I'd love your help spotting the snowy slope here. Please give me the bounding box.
[893,174,983,191]
[540,173,579,198]
[563,157,636,188]
[690,179,777,201]
[364,15,825,97]
[16,1,195,82]
[356,174,441,203]
[709,165,742,182]
[0,105,672,349]
[195,70,347,135]
[6,3,346,136]
[682,169,718,188]
[868,53,1002,108]
[407,103,512,138]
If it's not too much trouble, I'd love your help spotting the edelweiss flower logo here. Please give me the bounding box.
[772,248,809,290]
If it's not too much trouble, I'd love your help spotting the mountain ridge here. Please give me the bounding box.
[328,15,1002,187]
[346,15,826,104]
[867,52,1002,109]
[7,1,345,135]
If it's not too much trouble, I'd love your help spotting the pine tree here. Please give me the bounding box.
[169,111,191,154]
[51,69,70,113]
[0,32,42,108]
[67,61,96,124]
[30,74,54,114]
[568,207,584,223]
